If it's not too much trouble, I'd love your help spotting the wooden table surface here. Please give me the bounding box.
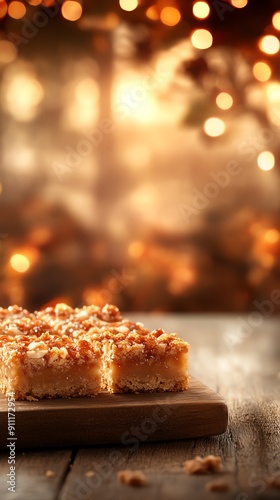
[0,314,279,500]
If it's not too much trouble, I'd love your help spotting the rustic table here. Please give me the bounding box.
[0,314,279,500]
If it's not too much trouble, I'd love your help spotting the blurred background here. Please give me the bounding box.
[0,0,280,313]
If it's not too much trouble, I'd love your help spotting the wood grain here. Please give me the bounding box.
[0,450,72,500]
[0,377,228,449]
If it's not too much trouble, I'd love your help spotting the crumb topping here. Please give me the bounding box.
[0,332,101,367]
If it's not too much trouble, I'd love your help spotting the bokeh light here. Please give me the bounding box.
[27,0,42,5]
[252,61,271,82]
[146,5,158,21]
[216,92,233,110]
[272,11,280,30]
[119,0,138,12]
[10,254,30,273]
[264,229,280,244]
[0,0,8,19]
[231,0,248,8]
[266,82,280,101]
[258,35,280,55]
[192,2,210,19]
[257,151,275,171]
[204,117,225,137]
[61,1,82,21]
[8,1,26,19]
[3,70,44,121]
[160,6,181,26]
[191,29,213,50]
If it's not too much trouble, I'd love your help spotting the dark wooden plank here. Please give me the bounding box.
[0,377,228,449]
[0,449,72,500]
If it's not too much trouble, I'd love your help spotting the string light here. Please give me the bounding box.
[191,29,213,50]
[8,1,26,19]
[160,6,181,26]
[146,5,158,21]
[119,0,138,12]
[272,11,280,30]
[61,1,82,21]
[231,0,248,8]
[0,0,8,19]
[252,61,271,82]
[10,254,30,273]
[192,2,210,19]
[257,151,275,171]
[258,35,280,55]
[216,92,233,110]
[204,117,225,137]
[27,0,42,5]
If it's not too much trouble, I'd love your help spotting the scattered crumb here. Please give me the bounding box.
[45,470,55,478]
[268,477,280,489]
[184,455,223,475]
[117,470,147,486]
[205,480,230,493]
[85,470,95,478]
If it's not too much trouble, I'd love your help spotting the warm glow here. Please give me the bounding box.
[260,254,275,268]
[192,2,210,19]
[231,0,248,8]
[264,229,280,244]
[266,82,280,102]
[62,74,100,130]
[272,11,280,31]
[257,151,275,171]
[8,1,26,19]
[61,1,82,21]
[27,0,42,5]
[252,61,271,82]
[216,92,233,110]
[191,29,213,50]
[119,0,138,12]
[113,71,159,124]
[160,6,181,26]
[0,0,8,19]
[75,78,100,105]
[258,35,280,55]
[0,41,17,64]
[204,117,225,137]
[128,241,145,259]
[29,226,52,246]
[3,72,44,121]
[10,254,30,273]
[146,5,158,21]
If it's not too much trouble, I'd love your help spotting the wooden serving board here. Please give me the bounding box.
[0,377,227,449]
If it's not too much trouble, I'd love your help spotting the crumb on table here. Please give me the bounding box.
[205,480,230,492]
[45,470,55,478]
[184,455,223,475]
[117,470,147,486]
[85,470,95,478]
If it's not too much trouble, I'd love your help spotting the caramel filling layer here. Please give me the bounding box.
[3,363,101,397]
[111,353,188,381]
